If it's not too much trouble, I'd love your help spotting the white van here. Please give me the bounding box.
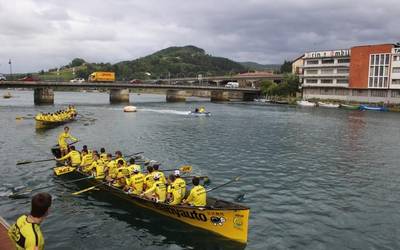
[225,82,239,88]
[0,74,6,81]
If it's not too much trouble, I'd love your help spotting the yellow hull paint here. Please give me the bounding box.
[54,166,250,244]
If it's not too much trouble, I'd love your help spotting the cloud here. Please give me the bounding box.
[0,0,399,72]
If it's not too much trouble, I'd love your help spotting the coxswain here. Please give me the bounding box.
[125,165,145,195]
[167,174,182,205]
[8,192,52,250]
[182,177,206,206]
[100,148,107,161]
[57,126,78,157]
[174,170,186,198]
[143,166,155,191]
[79,149,93,170]
[141,173,166,203]
[152,163,166,184]
[55,145,81,167]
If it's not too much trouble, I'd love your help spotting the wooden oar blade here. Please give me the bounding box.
[179,165,192,173]
[72,186,97,195]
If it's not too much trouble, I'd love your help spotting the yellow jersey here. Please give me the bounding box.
[100,153,107,161]
[106,160,117,178]
[167,180,183,205]
[152,171,166,184]
[57,132,77,148]
[186,185,206,206]
[58,150,81,166]
[80,154,93,168]
[127,173,145,195]
[144,180,166,202]
[8,215,44,250]
[175,177,186,198]
[144,173,154,191]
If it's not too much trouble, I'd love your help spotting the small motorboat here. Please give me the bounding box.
[189,111,211,117]
[339,104,360,110]
[254,99,269,103]
[123,106,137,112]
[318,102,339,108]
[297,100,316,107]
[359,105,388,112]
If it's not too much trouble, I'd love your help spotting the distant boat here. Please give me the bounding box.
[297,100,316,107]
[254,98,270,103]
[271,100,289,105]
[3,92,12,99]
[318,102,339,108]
[339,104,360,110]
[123,106,137,112]
[359,104,388,111]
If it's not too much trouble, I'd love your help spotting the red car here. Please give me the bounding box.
[129,79,142,84]
[18,76,39,81]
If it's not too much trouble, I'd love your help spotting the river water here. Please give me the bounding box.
[1,90,400,250]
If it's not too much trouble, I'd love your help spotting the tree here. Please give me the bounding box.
[283,73,300,96]
[70,58,85,67]
[280,60,292,74]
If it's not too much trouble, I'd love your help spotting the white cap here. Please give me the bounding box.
[153,173,161,179]
[174,170,180,176]
[133,165,141,173]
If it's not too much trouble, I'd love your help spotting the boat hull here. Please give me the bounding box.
[318,102,339,108]
[297,101,316,107]
[339,104,360,110]
[35,118,75,130]
[189,112,211,117]
[360,105,387,111]
[55,168,249,244]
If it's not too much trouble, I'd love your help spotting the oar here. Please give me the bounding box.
[9,176,94,199]
[72,183,102,195]
[162,165,192,173]
[52,140,79,148]
[123,151,144,159]
[17,158,55,166]
[16,116,34,120]
[206,176,240,193]
[182,175,211,185]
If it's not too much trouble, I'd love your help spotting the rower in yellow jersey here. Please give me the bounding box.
[182,177,206,206]
[79,149,93,171]
[152,164,166,184]
[174,170,186,198]
[55,145,81,166]
[143,166,155,191]
[83,153,105,179]
[8,192,52,250]
[57,126,78,157]
[167,174,183,205]
[125,165,145,195]
[100,148,107,161]
[142,173,166,203]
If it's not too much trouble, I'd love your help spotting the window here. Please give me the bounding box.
[393,67,400,73]
[337,58,350,63]
[371,90,387,97]
[336,79,348,84]
[321,69,334,74]
[369,53,390,88]
[391,90,400,98]
[321,59,334,64]
[305,69,318,75]
[392,79,400,85]
[321,79,333,84]
[306,60,319,65]
[352,90,368,96]
[305,79,318,84]
[337,68,349,74]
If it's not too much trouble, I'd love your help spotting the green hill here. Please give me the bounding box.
[113,45,247,80]
[239,61,281,71]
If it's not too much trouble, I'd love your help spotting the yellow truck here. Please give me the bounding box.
[88,72,115,82]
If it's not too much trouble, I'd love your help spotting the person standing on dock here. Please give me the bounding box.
[8,192,52,250]
[58,126,78,157]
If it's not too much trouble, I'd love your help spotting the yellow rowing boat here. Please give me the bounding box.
[35,109,77,130]
[54,166,250,244]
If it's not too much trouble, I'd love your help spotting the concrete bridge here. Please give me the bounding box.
[0,81,262,104]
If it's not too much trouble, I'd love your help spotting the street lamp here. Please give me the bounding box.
[8,59,12,80]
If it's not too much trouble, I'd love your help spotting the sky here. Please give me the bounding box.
[0,0,399,73]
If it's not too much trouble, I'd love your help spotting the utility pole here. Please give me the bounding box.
[9,59,12,80]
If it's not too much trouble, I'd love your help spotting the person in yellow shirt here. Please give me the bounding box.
[112,160,127,188]
[83,153,105,179]
[182,177,206,206]
[167,174,182,205]
[125,166,145,195]
[8,192,52,250]
[152,164,166,184]
[199,106,205,113]
[55,145,81,167]
[79,149,93,171]
[143,166,155,191]
[174,170,186,198]
[57,126,78,157]
[142,173,166,203]
[100,148,107,161]
[105,154,117,182]
[114,151,127,167]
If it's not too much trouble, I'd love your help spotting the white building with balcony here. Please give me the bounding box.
[301,49,351,100]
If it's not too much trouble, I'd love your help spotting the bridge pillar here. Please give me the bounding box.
[242,92,257,101]
[34,88,54,105]
[110,89,130,103]
[166,90,186,102]
[211,90,230,102]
